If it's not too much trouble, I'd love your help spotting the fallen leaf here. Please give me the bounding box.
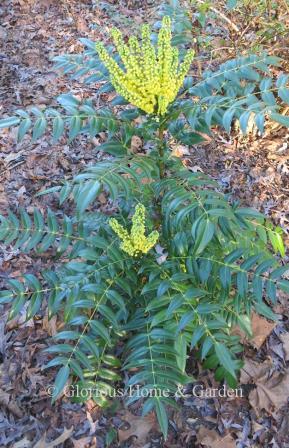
[252,420,265,434]
[232,312,276,349]
[155,244,168,264]
[280,332,289,361]
[76,17,89,33]
[270,341,284,359]
[0,26,8,40]
[188,165,204,173]
[42,314,57,336]
[4,150,24,165]
[240,359,289,414]
[13,438,31,448]
[0,191,9,208]
[196,427,236,448]
[0,388,23,418]
[278,413,289,438]
[71,436,93,448]
[118,411,158,445]
[34,427,73,448]
[86,409,99,434]
[130,135,142,152]
[23,366,46,388]
[97,192,107,205]
[171,144,189,157]
[250,313,276,349]
[0,312,8,355]
[5,301,34,330]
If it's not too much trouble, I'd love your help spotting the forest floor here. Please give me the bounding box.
[0,0,289,447]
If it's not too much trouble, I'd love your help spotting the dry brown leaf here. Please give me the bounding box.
[13,438,31,448]
[188,165,204,173]
[107,92,117,102]
[171,144,189,158]
[252,420,265,434]
[240,359,289,414]
[278,413,289,438]
[196,427,236,448]
[240,359,272,384]
[71,436,93,448]
[0,312,7,355]
[34,427,73,448]
[250,313,276,349]
[5,302,34,330]
[76,17,89,33]
[0,191,9,208]
[0,26,7,40]
[42,314,57,336]
[85,408,99,434]
[130,135,142,153]
[280,332,289,361]
[118,411,158,445]
[4,150,24,165]
[0,388,23,418]
[232,312,275,349]
[97,192,107,205]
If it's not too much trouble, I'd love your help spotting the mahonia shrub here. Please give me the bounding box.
[1,14,289,438]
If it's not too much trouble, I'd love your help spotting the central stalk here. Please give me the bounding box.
[158,124,165,179]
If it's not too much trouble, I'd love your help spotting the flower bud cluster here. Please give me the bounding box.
[95,16,194,115]
[109,204,159,257]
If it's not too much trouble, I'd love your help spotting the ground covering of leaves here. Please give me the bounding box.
[0,0,289,446]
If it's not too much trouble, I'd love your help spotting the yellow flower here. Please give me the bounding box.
[95,16,194,115]
[109,204,159,257]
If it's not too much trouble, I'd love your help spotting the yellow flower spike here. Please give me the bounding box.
[131,203,146,236]
[141,24,157,87]
[129,36,141,54]
[109,204,159,257]
[157,16,172,85]
[177,49,195,87]
[95,16,194,116]
[111,28,140,83]
[109,218,130,242]
[145,231,159,250]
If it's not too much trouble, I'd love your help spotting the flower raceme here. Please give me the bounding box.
[95,16,194,115]
[109,204,159,257]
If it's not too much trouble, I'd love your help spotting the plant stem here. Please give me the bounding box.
[152,121,167,227]
[158,124,165,179]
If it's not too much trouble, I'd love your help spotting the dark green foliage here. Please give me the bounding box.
[183,55,289,133]
[2,53,289,144]
[0,165,288,436]
[2,49,289,142]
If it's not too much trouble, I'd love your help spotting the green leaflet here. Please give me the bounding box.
[174,333,187,372]
[155,400,169,440]
[214,343,237,379]
[52,365,70,402]
[0,116,20,128]
[191,217,215,255]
